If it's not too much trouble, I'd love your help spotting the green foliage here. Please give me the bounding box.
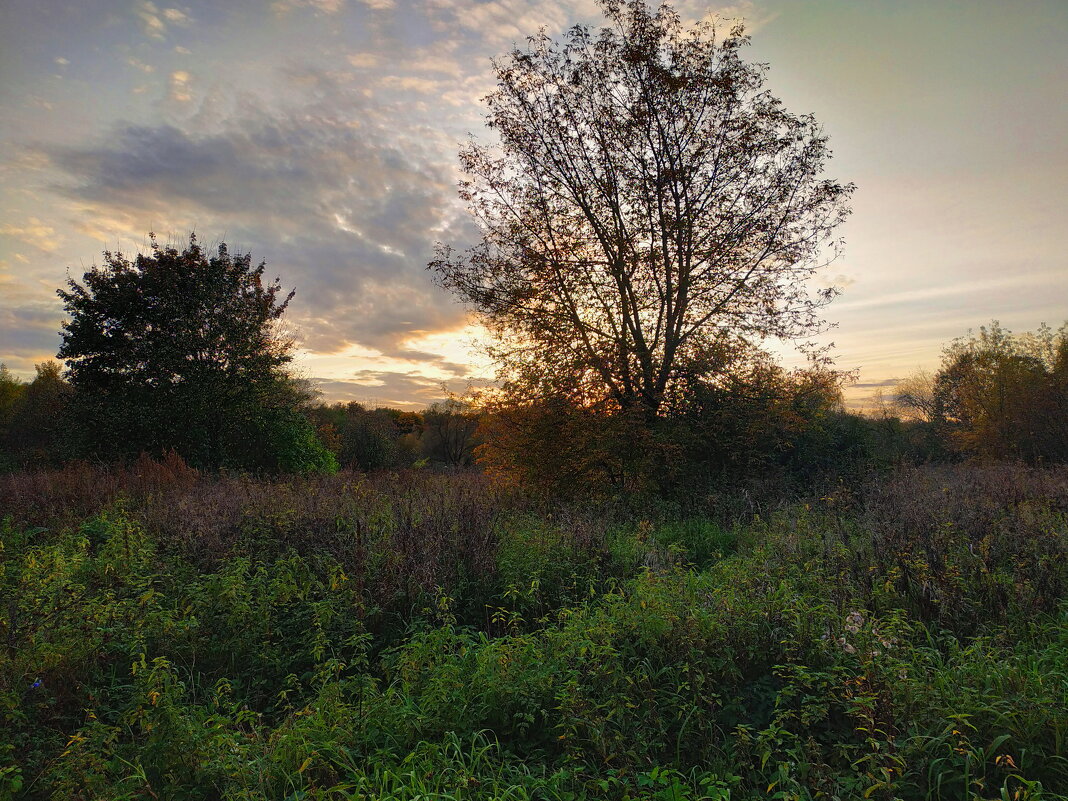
[0,365,25,472]
[0,365,24,433]
[56,233,332,473]
[2,464,1067,799]
[651,518,735,569]
[240,403,339,475]
[0,362,73,471]
[309,402,420,471]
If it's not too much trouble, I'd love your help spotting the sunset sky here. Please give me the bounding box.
[2,0,1066,409]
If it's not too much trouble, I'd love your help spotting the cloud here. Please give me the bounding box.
[312,370,491,408]
[0,302,63,367]
[168,70,193,102]
[44,92,472,361]
[127,57,156,73]
[272,0,346,15]
[0,218,60,253]
[133,1,192,40]
[819,272,856,290]
[694,1,779,34]
[313,372,446,408]
[134,1,191,39]
[404,53,465,78]
[347,52,379,68]
[841,376,906,413]
[162,7,191,24]
[850,378,902,390]
[379,75,447,94]
[136,1,167,38]
[54,57,69,66]
[423,0,574,45]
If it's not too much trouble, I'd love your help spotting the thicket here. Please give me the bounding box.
[2,461,1066,799]
[896,322,1068,463]
[308,399,480,472]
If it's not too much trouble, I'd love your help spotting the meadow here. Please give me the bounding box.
[2,459,1066,800]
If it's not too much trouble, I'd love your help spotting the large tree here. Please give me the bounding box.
[431,0,853,420]
[58,234,334,472]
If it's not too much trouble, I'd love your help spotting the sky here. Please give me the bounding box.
[1,0,1066,410]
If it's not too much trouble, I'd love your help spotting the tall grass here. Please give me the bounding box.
[2,461,1066,799]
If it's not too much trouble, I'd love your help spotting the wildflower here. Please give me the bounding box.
[836,636,856,655]
[871,626,896,649]
[844,611,864,633]
[30,678,42,689]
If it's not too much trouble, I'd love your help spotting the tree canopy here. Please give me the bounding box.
[931,321,1068,463]
[58,233,335,472]
[431,0,853,419]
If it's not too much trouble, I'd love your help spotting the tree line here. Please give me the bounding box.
[3,307,1064,490]
[0,357,482,474]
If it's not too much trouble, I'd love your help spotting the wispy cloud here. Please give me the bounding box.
[162,7,191,24]
[272,0,347,15]
[312,369,491,408]
[347,52,379,68]
[43,86,471,359]
[127,57,156,73]
[693,1,779,33]
[136,1,193,39]
[168,70,193,101]
[0,218,60,253]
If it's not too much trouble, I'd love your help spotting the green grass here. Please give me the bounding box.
[2,464,1067,799]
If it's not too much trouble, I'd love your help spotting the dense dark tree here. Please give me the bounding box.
[57,233,335,472]
[309,402,420,471]
[421,399,479,468]
[431,0,853,421]
[0,364,26,469]
[5,361,72,466]
[0,365,23,432]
